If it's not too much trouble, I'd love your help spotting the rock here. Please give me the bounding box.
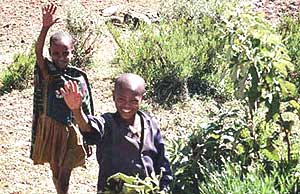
[101,5,119,17]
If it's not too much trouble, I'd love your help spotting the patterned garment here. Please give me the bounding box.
[30,59,94,159]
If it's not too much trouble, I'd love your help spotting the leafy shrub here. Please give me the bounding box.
[219,1,300,168]
[109,17,227,105]
[64,0,103,68]
[278,12,300,91]
[160,0,239,22]
[0,47,35,95]
[198,163,300,194]
[102,172,165,194]
[167,136,200,194]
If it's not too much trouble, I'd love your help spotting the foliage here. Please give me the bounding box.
[198,162,300,194]
[156,2,300,192]
[160,0,239,22]
[220,1,300,167]
[102,172,165,194]
[191,108,253,170]
[64,0,103,68]
[0,47,35,95]
[278,12,300,91]
[166,134,200,194]
[109,16,228,105]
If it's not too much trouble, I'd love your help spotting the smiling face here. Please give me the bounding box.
[113,73,145,125]
[114,87,143,124]
[49,32,74,70]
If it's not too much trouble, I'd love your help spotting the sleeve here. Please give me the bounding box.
[152,120,173,191]
[81,114,107,145]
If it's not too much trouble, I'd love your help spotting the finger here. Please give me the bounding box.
[63,81,71,93]
[42,7,46,14]
[67,81,73,92]
[73,81,79,94]
[50,3,57,14]
[46,4,50,12]
[60,87,67,96]
[54,18,61,24]
[69,80,75,93]
[52,5,57,14]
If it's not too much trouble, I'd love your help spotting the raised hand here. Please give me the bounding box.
[42,3,59,28]
[60,81,82,111]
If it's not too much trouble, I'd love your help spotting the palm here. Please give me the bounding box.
[42,4,58,28]
[61,81,82,110]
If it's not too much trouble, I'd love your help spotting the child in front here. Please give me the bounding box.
[61,73,172,193]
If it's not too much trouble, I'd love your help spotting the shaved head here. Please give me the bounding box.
[50,31,74,47]
[114,73,146,96]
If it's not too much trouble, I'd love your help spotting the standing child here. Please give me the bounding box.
[30,3,94,194]
[60,73,173,193]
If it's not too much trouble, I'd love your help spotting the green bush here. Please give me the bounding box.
[0,47,35,95]
[198,163,299,194]
[278,13,300,91]
[108,0,246,105]
[109,17,227,105]
[64,0,103,68]
[101,172,165,194]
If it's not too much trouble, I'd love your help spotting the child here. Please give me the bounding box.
[30,3,94,194]
[60,73,173,193]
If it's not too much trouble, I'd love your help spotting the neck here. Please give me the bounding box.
[122,114,140,127]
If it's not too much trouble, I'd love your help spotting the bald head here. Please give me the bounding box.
[114,73,146,96]
[50,31,74,47]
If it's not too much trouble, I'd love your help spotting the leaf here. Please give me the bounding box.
[108,173,136,184]
[278,79,297,96]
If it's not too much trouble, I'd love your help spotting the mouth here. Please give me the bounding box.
[121,109,131,113]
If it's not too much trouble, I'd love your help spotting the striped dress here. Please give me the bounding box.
[30,59,94,168]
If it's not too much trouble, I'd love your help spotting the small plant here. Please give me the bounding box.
[64,0,103,68]
[278,12,300,91]
[199,163,280,194]
[0,47,35,95]
[102,172,165,194]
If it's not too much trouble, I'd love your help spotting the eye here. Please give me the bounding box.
[116,97,125,104]
[63,51,70,57]
[131,100,139,105]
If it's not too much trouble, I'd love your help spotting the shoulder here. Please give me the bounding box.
[139,110,160,130]
[67,66,87,77]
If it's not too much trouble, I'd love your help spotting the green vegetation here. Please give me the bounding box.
[0,47,35,95]
[65,0,103,68]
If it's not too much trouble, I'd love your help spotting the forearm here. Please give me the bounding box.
[35,27,49,79]
[72,108,93,132]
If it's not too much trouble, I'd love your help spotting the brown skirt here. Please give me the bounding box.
[32,114,86,169]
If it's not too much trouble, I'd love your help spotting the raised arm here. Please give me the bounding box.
[35,3,59,79]
[60,80,93,132]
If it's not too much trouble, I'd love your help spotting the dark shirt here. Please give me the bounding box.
[84,111,172,192]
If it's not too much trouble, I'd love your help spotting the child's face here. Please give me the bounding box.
[49,39,73,69]
[114,87,143,124]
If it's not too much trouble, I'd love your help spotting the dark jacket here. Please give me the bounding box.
[83,111,172,192]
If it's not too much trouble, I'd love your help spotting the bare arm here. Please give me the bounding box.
[60,80,93,132]
[36,4,59,79]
